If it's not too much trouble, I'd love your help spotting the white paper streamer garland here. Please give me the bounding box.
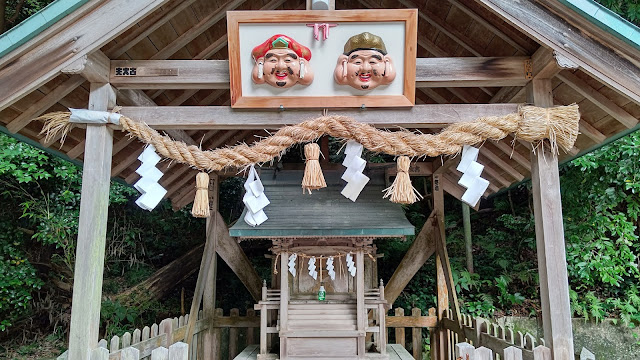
[341,141,370,202]
[456,145,490,207]
[308,257,318,280]
[243,166,270,226]
[346,253,356,277]
[134,145,167,211]
[326,256,335,280]
[288,253,297,277]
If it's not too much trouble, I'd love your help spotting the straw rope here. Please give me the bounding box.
[36,104,580,172]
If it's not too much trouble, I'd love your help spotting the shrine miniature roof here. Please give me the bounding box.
[229,169,415,238]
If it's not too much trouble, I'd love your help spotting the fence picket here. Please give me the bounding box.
[411,308,422,360]
[455,342,475,360]
[151,347,169,360]
[229,308,240,360]
[475,346,492,360]
[91,347,110,360]
[121,347,141,360]
[503,346,522,360]
[168,342,189,360]
[151,323,159,338]
[57,350,69,360]
[122,332,132,348]
[247,308,256,345]
[98,339,108,349]
[532,345,551,360]
[394,308,405,347]
[580,347,595,360]
[111,335,120,353]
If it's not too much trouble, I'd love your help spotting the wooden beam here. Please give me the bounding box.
[6,75,86,133]
[62,51,111,83]
[475,0,640,104]
[203,174,220,360]
[213,212,262,301]
[526,79,575,358]
[556,70,638,129]
[432,174,448,359]
[110,57,530,89]
[68,82,116,360]
[0,0,172,111]
[415,57,530,88]
[385,211,437,305]
[117,104,520,130]
[150,0,247,60]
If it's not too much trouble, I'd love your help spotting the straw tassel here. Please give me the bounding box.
[302,143,327,194]
[383,156,423,204]
[191,172,210,218]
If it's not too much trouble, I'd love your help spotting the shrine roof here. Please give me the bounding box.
[229,169,415,238]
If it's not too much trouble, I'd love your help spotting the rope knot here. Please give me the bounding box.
[302,143,327,194]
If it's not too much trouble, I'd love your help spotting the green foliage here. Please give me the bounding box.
[0,225,43,331]
[596,0,640,24]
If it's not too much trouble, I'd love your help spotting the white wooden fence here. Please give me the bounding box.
[443,311,595,360]
[455,342,550,360]
[57,308,259,360]
[58,342,189,360]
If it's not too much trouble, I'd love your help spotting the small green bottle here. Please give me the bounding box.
[318,282,326,301]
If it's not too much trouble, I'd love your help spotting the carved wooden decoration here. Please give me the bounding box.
[227,10,417,108]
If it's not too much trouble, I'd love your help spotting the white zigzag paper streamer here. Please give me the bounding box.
[134,145,167,211]
[326,256,335,280]
[346,253,356,277]
[456,145,490,207]
[288,253,297,277]
[308,257,318,280]
[243,166,269,227]
[341,141,369,202]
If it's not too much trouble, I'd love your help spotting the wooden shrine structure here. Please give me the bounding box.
[1,0,639,359]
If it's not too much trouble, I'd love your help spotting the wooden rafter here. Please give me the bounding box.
[150,0,248,60]
[556,70,638,129]
[447,0,533,54]
[193,0,288,60]
[476,0,640,104]
[6,75,86,133]
[0,0,173,111]
[103,0,200,58]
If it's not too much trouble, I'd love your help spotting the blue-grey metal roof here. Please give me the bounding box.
[229,169,415,238]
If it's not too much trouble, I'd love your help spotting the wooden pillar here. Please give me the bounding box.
[356,249,366,358]
[68,83,116,360]
[432,174,448,360]
[462,203,473,273]
[204,174,220,360]
[526,79,575,359]
[279,250,289,359]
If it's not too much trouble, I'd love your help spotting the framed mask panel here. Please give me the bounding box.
[227,9,417,108]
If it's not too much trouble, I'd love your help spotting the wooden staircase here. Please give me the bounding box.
[281,301,361,359]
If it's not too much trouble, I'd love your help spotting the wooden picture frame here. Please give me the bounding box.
[227,10,417,109]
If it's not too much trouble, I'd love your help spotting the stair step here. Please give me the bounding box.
[288,314,356,320]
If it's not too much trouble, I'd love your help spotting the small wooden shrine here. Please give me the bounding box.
[230,168,413,359]
[1,0,639,359]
